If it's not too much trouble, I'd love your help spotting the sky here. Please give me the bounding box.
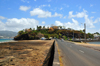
[0,0,100,33]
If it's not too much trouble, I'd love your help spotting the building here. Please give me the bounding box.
[93,34,100,40]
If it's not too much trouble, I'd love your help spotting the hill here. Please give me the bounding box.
[0,31,17,38]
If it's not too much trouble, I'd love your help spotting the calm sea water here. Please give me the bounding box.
[88,42,100,44]
[0,39,13,42]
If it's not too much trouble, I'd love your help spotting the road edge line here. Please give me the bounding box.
[55,41,64,66]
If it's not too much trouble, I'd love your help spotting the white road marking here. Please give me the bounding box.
[79,50,84,53]
[53,62,60,64]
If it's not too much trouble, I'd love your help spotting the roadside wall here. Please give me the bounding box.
[42,41,55,66]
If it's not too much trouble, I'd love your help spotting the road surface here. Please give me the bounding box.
[56,39,100,66]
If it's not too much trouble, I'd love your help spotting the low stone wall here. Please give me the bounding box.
[43,41,55,66]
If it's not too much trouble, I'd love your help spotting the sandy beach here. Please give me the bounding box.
[66,40,100,51]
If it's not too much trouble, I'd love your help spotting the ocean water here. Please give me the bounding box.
[0,39,13,43]
[88,42,100,44]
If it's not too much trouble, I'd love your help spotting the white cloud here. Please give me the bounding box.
[69,10,99,28]
[63,4,69,7]
[54,18,100,33]
[42,21,45,24]
[21,0,25,2]
[93,18,100,23]
[48,4,51,7]
[19,6,30,11]
[30,8,52,18]
[68,11,75,18]
[68,9,87,18]
[0,18,39,32]
[91,12,96,13]
[63,16,66,19]
[34,0,36,1]
[68,9,100,28]
[65,19,82,30]
[0,21,5,30]
[39,4,51,8]
[60,8,63,10]
[67,5,69,7]
[90,16,94,19]
[55,19,83,30]
[79,6,81,9]
[55,21,63,26]
[0,16,6,19]
[90,4,93,7]
[27,1,29,3]
[30,8,62,18]
[21,0,29,3]
[53,12,63,18]
[48,0,51,2]
[84,15,95,28]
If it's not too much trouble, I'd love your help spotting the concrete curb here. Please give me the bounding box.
[53,41,60,66]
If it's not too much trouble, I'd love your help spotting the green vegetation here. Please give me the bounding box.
[14,26,94,40]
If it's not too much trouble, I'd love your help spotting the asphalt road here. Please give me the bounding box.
[56,39,100,66]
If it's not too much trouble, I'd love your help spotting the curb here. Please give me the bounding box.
[53,41,63,66]
[53,41,60,66]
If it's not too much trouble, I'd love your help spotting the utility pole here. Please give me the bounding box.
[73,30,74,41]
[84,23,86,43]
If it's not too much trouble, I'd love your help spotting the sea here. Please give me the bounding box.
[88,42,100,44]
[0,39,14,43]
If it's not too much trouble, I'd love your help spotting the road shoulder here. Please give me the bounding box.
[53,41,63,66]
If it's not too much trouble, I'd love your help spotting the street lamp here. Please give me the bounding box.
[81,23,86,43]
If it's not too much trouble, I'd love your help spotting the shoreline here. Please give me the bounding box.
[0,40,17,43]
[0,40,53,44]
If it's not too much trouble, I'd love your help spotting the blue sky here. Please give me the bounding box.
[0,0,100,33]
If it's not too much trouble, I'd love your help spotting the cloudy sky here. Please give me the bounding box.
[0,0,100,33]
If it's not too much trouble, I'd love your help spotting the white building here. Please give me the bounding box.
[94,34,100,40]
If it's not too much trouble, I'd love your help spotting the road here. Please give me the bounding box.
[56,39,100,66]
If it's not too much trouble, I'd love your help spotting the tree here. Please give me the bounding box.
[67,28,72,30]
[18,30,24,35]
[44,34,50,39]
[59,26,63,29]
[87,33,94,38]
[37,26,42,30]
[33,28,35,30]
[80,30,84,33]
[43,26,45,29]
[36,32,44,38]
[30,28,32,30]
[94,32,99,34]
[63,26,66,29]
